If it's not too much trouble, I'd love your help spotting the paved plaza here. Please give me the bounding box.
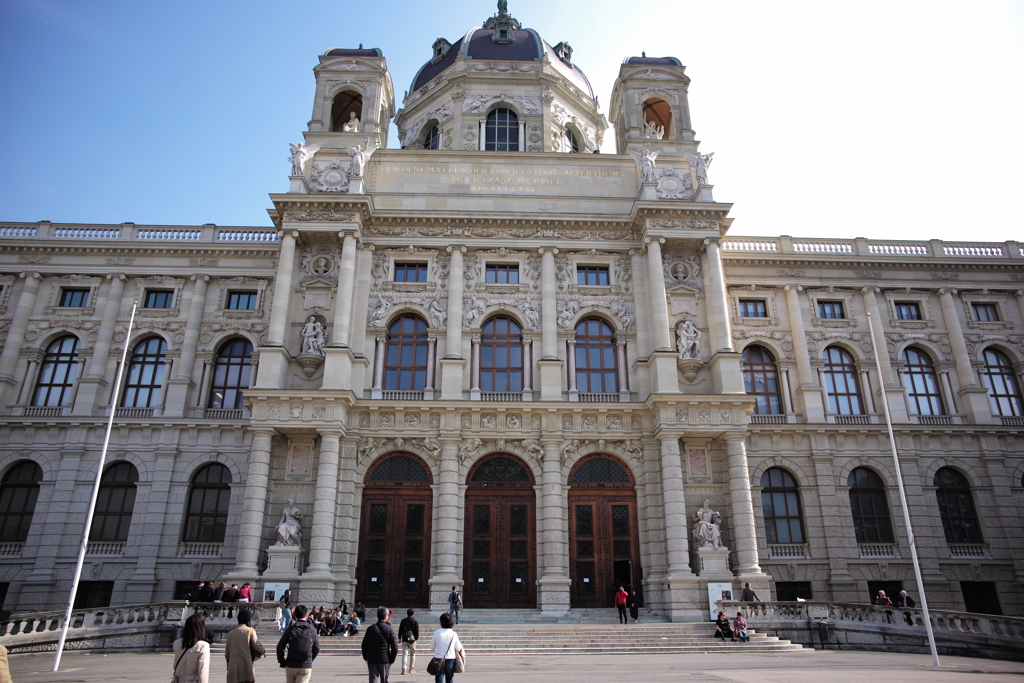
[14,649,1024,683]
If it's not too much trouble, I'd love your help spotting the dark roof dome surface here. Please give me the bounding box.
[323,47,384,57]
[625,56,682,66]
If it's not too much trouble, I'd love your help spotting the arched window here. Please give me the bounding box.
[564,128,579,153]
[424,124,441,150]
[981,348,1023,417]
[823,346,863,415]
[32,335,80,407]
[569,457,632,487]
[122,337,168,409]
[485,108,519,152]
[480,316,523,393]
[742,345,782,414]
[903,347,944,415]
[208,339,252,410]
[183,463,232,543]
[642,98,672,139]
[90,462,139,542]
[574,318,618,394]
[847,467,893,544]
[384,314,429,391]
[331,90,363,132]
[760,468,805,544]
[0,461,42,543]
[934,468,982,544]
[470,456,532,486]
[366,454,430,485]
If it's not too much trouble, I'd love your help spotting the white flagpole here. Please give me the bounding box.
[53,300,139,672]
[866,312,940,666]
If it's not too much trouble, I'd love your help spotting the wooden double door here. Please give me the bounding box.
[357,488,432,607]
[463,489,536,608]
[569,492,642,608]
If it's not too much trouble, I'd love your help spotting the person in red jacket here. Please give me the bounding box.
[614,585,629,624]
[874,590,894,623]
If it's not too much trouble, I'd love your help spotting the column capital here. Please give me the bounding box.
[362,243,376,252]
[1015,289,1024,299]
[447,245,467,254]
[783,284,802,293]
[537,246,559,255]
[723,432,748,444]
[645,236,666,245]
[106,273,126,281]
[627,248,642,257]
[190,274,210,282]
[522,337,532,346]
[937,287,957,296]
[701,236,721,246]
[249,426,278,438]
[278,229,300,240]
[861,286,880,294]
[18,272,41,280]
[317,429,344,440]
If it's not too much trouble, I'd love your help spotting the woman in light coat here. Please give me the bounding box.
[173,613,211,683]
[225,608,265,683]
[430,612,464,683]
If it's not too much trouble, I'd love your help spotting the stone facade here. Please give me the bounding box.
[0,7,1021,619]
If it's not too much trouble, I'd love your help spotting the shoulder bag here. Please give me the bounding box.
[427,633,455,676]
[454,644,466,673]
[249,628,266,661]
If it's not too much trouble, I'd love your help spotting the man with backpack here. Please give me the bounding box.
[277,605,320,683]
[447,586,463,625]
[397,608,419,675]
[361,606,398,683]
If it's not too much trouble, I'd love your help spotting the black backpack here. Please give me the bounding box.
[288,622,315,658]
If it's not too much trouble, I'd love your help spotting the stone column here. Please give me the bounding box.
[859,368,878,414]
[539,248,558,359]
[73,273,126,415]
[440,247,466,400]
[470,337,481,400]
[938,288,992,423]
[521,338,532,399]
[0,272,41,406]
[538,439,570,613]
[371,335,386,399]
[645,238,672,350]
[430,438,463,609]
[303,431,340,578]
[332,437,360,599]
[784,285,826,422]
[228,428,275,577]
[330,233,359,347]
[658,436,692,577]
[779,366,794,416]
[424,337,437,399]
[566,339,578,399]
[702,239,732,353]
[938,368,958,415]
[268,231,298,345]
[15,357,39,406]
[724,434,763,576]
[196,358,214,409]
[615,339,629,401]
[861,287,908,422]
[165,275,209,416]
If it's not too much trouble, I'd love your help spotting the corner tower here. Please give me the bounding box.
[305,46,396,148]
[609,55,697,156]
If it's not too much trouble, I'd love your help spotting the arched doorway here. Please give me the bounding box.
[464,454,536,608]
[357,453,433,607]
[568,454,642,608]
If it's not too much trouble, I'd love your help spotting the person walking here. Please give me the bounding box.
[277,605,320,683]
[173,613,211,683]
[430,613,464,683]
[362,606,399,683]
[447,586,462,625]
[614,585,629,624]
[897,590,917,625]
[279,590,294,633]
[627,590,639,623]
[225,608,265,683]
[397,608,419,675]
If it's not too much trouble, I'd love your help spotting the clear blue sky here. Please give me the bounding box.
[1,0,1022,241]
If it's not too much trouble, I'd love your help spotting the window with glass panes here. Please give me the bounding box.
[425,124,441,150]
[226,291,257,310]
[981,348,1023,417]
[739,299,767,317]
[564,128,579,152]
[32,335,80,407]
[972,303,999,321]
[817,301,845,319]
[576,266,609,286]
[934,468,983,544]
[485,108,519,151]
[59,288,90,307]
[742,345,782,414]
[394,263,428,282]
[89,462,139,543]
[182,464,232,543]
[207,339,252,409]
[122,337,168,408]
[0,461,42,543]
[760,468,805,544]
[823,346,863,415]
[485,264,519,284]
[144,290,173,309]
[574,318,618,393]
[384,315,429,391]
[894,301,922,320]
[847,467,894,543]
[480,316,523,392]
[902,347,944,415]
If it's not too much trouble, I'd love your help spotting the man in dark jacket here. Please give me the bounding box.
[397,608,419,674]
[361,606,398,683]
[897,590,917,625]
[212,581,227,603]
[277,605,320,683]
[221,583,240,602]
[197,581,215,602]
[740,583,760,601]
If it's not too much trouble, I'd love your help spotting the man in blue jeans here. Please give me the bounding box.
[447,586,462,625]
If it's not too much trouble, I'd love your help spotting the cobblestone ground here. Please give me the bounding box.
[12,650,1024,683]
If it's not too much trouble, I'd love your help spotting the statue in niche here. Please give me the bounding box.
[348,137,379,178]
[288,142,321,176]
[341,111,361,132]
[275,498,303,546]
[687,152,714,185]
[426,298,447,328]
[629,147,659,184]
[692,499,724,550]
[676,319,700,360]
[644,120,665,140]
[311,256,331,277]
[300,317,326,356]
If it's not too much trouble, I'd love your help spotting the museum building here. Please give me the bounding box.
[0,4,1021,619]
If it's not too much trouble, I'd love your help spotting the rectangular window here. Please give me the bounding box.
[739,299,767,317]
[972,303,999,322]
[577,266,609,286]
[73,581,114,609]
[775,581,813,602]
[59,288,90,307]
[394,262,428,282]
[227,291,258,310]
[895,302,922,320]
[817,301,845,319]
[144,289,174,309]
[486,264,519,284]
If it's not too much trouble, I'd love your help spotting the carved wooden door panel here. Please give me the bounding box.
[569,493,641,609]
[357,489,432,607]
[464,491,536,608]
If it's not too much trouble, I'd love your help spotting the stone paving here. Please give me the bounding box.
[13,649,1024,683]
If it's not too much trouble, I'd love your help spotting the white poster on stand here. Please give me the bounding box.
[707,582,734,620]
[263,582,290,602]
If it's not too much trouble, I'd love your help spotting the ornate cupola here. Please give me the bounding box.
[609,55,697,156]
[304,46,395,146]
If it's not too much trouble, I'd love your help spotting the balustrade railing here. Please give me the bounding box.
[86,541,125,556]
[0,542,24,557]
[750,414,787,424]
[1000,416,1024,426]
[137,229,202,240]
[948,542,988,558]
[54,228,120,239]
[480,392,522,401]
[24,406,63,417]
[579,392,620,403]
[381,390,424,401]
[859,542,901,558]
[218,230,279,242]
[203,409,246,420]
[869,243,929,256]
[115,407,154,418]
[0,226,37,237]
[767,543,810,559]
[793,241,854,254]
[833,414,871,425]
[916,415,953,425]
[177,542,223,558]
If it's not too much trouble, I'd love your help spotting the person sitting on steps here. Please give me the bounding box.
[713,611,736,642]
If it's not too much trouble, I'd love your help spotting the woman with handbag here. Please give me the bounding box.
[428,612,464,683]
[173,613,211,683]
[225,608,265,683]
